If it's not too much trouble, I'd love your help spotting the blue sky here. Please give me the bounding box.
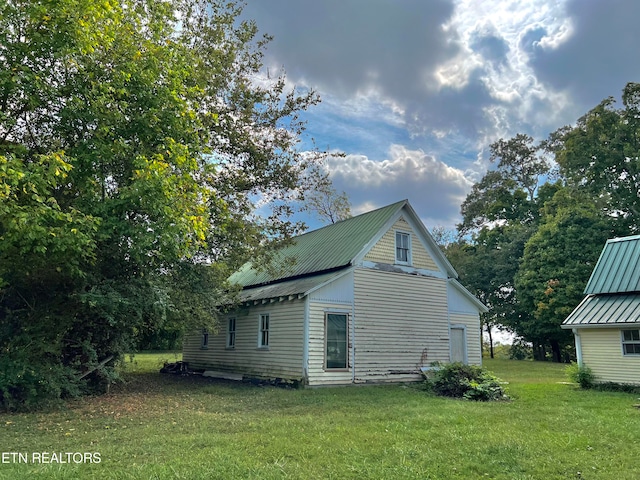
[242,0,640,231]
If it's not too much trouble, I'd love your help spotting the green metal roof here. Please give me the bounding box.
[562,293,640,327]
[229,200,407,288]
[238,271,345,303]
[584,235,640,294]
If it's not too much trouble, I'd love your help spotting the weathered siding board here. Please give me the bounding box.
[307,301,353,386]
[353,268,449,383]
[364,217,439,271]
[450,313,482,365]
[580,329,640,385]
[182,299,305,379]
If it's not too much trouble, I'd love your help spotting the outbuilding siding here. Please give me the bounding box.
[183,299,305,379]
[353,268,450,383]
[579,329,640,385]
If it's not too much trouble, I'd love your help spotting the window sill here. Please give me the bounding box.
[257,346,270,351]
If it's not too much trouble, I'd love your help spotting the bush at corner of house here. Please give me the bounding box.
[423,362,510,401]
[566,362,596,389]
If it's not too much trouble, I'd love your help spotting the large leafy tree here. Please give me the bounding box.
[0,0,323,408]
[455,135,551,356]
[547,82,640,235]
[515,188,613,362]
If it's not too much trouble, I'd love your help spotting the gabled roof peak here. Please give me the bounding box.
[584,234,640,295]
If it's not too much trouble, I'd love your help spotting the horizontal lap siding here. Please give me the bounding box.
[354,268,449,383]
[580,329,640,385]
[449,312,482,365]
[307,301,353,386]
[182,300,305,379]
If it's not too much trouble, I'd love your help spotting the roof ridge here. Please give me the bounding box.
[295,199,407,238]
[607,234,640,243]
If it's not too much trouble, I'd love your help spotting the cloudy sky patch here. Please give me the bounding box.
[242,0,640,230]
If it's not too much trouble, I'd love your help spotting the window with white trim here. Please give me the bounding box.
[622,329,640,355]
[258,313,269,348]
[325,313,348,369]
[201,329,209,349]
[227,317,236,348]
[395,231,411,264]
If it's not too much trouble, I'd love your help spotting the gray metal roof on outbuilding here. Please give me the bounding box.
[562,293,640,328]
[584,235,640,295]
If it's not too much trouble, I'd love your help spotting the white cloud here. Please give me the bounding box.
[326,145,473,229]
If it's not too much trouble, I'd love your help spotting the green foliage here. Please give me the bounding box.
[455,83,640,361]
[423,362,510,401]
[0,352,81,411]
[547,82,640,235]
[0,0,326,409]
[515,188,613,361]
[508,338,533,360]
[566,362,596,389]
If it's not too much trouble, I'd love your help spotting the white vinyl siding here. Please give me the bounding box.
[353,268,450,383]
[578,328,640,385]
[182,300,305,380]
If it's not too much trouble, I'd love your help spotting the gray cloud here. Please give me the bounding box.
[527,0,640,111]
[470,30,510,67]
[243,0,456,97]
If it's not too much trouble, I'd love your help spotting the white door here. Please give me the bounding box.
[450,327,467,363]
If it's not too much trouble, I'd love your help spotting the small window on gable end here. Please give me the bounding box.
[622,329,640,355]
[395,231,411,264]
[227,317,236,348]
[258,313,269,348]
[201,329,209,349]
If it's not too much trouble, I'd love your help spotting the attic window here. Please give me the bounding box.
[395,231,411,264]
[622,330,640,355]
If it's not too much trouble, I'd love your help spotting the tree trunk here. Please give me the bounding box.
[487,325,494,359]
[550,339,562,363]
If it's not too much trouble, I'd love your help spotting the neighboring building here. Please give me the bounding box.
[183,200,487,386]
[562,235,640,385]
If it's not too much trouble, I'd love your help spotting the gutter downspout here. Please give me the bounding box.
[572,328,583,366]
[303,296,310,384]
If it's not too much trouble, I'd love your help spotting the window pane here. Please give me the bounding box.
[326,314,347,369]
[259,314,269,347]
[396,232,409,262]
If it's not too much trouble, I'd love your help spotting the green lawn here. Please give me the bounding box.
[1,355,639,479]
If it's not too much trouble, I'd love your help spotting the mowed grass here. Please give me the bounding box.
[1,356,640,479]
